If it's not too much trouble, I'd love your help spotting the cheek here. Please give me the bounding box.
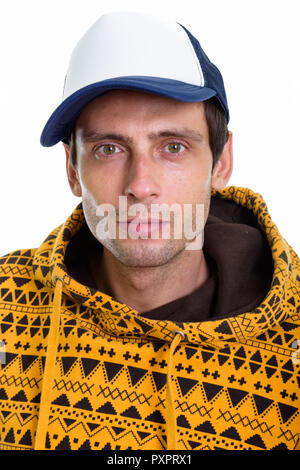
[79,161,123,210]
[77,154,105,191]
[201,169,213,192]
[196,157,213,195]
[80,189,100,238]
[176,161,212,200]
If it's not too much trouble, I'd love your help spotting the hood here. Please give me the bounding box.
[32,185,300,350]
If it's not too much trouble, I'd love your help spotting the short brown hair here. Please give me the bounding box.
[203,97,229,167]
[69,97,229,169]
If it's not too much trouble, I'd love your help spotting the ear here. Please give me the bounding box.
[211,131,233,190]
[64,143,82,197]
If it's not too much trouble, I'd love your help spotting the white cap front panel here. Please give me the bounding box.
[63,11,204,100]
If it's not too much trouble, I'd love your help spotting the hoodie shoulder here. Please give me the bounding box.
[285,240,300,313]
[286,240,300,281]
[0,248,39,298]
[0,248,37,269]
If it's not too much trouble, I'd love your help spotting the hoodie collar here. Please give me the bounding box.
[32,186,294,349]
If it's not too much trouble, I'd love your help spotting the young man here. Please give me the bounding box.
[0,12,299,451]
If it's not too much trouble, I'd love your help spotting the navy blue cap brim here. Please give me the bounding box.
[40,76,223,147]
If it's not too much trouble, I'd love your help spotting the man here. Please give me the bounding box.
[0,11,299,451]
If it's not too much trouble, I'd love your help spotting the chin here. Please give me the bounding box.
[102,238,187,268]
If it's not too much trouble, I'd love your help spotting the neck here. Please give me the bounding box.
[89,246,210,313]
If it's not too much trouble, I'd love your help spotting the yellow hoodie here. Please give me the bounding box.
[0,186,299,450]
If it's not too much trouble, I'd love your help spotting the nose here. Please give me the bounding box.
[124,153,160,203]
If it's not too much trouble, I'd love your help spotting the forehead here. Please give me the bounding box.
[75,89,207,133]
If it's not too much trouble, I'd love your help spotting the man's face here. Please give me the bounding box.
[66,89,229,267]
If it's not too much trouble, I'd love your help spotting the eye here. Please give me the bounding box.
[164,142,186,154]
[94,143,122,158]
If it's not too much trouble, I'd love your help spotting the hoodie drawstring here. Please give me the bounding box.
[166,330,185,450]
[34,275,64,450]
[34,279,183,451]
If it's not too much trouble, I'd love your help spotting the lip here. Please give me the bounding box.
[117,219,167,224]
[117,219,169,237]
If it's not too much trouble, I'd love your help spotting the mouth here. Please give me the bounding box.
[117,216,165,223]
[117,219,170,237]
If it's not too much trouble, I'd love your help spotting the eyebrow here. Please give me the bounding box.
[80,128,205,144]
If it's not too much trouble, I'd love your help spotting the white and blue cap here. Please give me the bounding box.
[40,11,229,147]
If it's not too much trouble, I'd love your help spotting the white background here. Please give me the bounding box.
[0,0,299,255]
